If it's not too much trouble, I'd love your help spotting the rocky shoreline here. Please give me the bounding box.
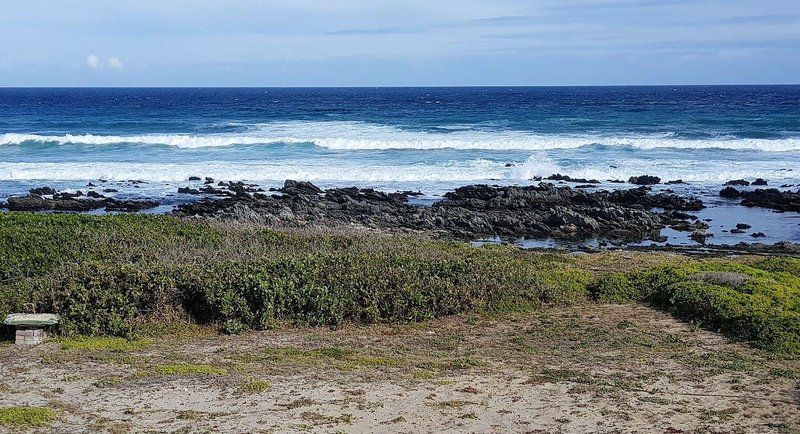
[174,180,707,242]
[3,177,800,251]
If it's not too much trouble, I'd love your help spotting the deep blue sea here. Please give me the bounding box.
[2,86,800,245]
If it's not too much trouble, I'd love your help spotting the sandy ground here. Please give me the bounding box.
[1,303,798,433]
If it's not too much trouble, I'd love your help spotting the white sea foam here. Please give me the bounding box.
[0,160,505,183]
[0,158,795,185]
[2,121,800,151]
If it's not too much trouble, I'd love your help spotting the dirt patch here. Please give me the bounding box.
[1,304,798,433]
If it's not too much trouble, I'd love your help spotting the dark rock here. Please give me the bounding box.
[188,176,202,181]
[280,180,323,196]
[6,188,158,213]
[605,186,704,211]
[665,179,685,185]
[720,188,800,212]
[690,231,713,244]
[750,232,766,238]
[7,195,102,212]
[752,178,768,186]
[607,179,626,183]
[719,187,741,199]
[178,187,202,195]
[735,223,752,230]
[545,174,600,184]
[103,189,118,193]
[87,182,97,187]
[29,187,57,196]
[725,179,750,186]
[105,200,159,212]
[628,175,660,185]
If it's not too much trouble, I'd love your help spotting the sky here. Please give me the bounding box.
[1,0,799,86]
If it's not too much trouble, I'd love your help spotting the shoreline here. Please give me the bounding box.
[2,176,800,251]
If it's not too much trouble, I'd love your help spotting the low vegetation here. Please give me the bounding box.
[60,336,150,352]
[0,406,56,428]
[1,212,799,354]
[237,377,272,394]
[149,363,228,376]
[589,259,800,353]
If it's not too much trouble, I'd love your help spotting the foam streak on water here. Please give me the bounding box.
[3,121,800,152]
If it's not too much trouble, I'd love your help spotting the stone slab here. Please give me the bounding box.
[4,313,60,327]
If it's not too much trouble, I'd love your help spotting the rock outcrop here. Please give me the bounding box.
[719,187,800,212]
[175,180,703,242]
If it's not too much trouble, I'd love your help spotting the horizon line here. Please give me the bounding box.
[1,83,799,89]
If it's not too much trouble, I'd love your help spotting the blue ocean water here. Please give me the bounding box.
[1,86,800,245]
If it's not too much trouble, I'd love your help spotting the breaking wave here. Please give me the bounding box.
[2,121,800,151]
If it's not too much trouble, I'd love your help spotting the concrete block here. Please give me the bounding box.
[15,328,46,346]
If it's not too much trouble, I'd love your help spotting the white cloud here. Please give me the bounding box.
[86,54,100,68]
[107,57,123,69]
[86,54,123,69]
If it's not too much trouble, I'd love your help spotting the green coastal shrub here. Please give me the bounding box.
[631,262,800,353]
[2,213,799,354]
[1,215,593,336]
[589,272,638,303]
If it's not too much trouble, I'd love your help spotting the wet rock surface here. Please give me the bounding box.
[628,175,661,185]
[719,187,800,212]
[3,188,158,213]
[174,180,705,242]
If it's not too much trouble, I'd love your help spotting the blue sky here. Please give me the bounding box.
[1,0,799,86]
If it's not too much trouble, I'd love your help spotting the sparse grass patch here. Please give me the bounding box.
[61,375,84,382]
[687,351,755,373]
[61,336,150,352]
[439,357,484,370]
[299,411,355,425]
[769,368,799,379]
[251,346,403,371]
[431,400,474,409]
[238,377,272,394]
[281,398,317,410]
[149,363,228,376]
[413,369,440,379]
[176,410,202,420]
[93,375,124,388]
[0,406,56,428]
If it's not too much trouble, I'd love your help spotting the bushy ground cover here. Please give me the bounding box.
[1,212,798,353]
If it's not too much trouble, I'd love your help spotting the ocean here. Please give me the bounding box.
[2,86,800,246]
